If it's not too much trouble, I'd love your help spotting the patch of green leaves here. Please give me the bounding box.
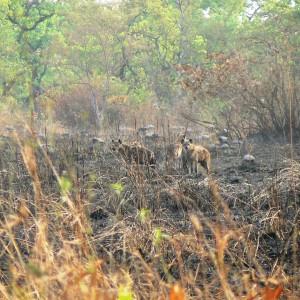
[110,182,124,197]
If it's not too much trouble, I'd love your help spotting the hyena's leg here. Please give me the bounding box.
[182,156,189,173]
[195,162,199,174]
[200,160,209,175]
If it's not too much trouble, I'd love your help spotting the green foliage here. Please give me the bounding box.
[110,182,125,197]
[0,0,65,106]
[60,177,72,196]
[0,16,25,98]
[139,208,151,222]
[153,228,169,245]
[0,0,299,135]
[129,85,153,103]
[118,283,133,300]
[25,263,44,278]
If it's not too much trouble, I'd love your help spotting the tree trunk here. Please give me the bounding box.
[91,92,101,129]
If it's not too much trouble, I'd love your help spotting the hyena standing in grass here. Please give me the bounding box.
[131,141,156,168]
[111,139,155,168]
[181,138,211,175]
[166,133,186,171]
[111,139,132,164]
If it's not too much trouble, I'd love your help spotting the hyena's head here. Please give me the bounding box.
[111,139,123,151]
[111,139,131,153]
[175,133,186,143]
[181,138,194,151]
[111,139,132,163]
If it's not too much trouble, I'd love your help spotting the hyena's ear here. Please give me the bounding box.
[118,139,122,144]
[111,139,115,143]
[181,138,185,144]
[189,139,193,143]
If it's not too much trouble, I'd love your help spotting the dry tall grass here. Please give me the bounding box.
[0,124,299,299]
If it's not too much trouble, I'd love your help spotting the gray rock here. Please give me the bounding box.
[243,154,255,161]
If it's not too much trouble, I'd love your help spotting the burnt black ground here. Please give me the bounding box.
[0,132,299,295]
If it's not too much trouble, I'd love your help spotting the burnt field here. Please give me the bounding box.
[0,127,299,299]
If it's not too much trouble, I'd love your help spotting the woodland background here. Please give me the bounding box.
[0,1,299,300]
[0,0,299,138]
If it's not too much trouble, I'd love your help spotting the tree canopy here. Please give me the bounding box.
[0,0,299,136]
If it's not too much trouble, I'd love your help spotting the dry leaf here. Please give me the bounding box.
[169,283,185,300]
[262,285,283,300]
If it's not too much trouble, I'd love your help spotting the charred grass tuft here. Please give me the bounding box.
[0,128,299,299]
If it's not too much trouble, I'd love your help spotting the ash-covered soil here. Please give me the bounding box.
[0,131,299,294]
[82,134,300,276]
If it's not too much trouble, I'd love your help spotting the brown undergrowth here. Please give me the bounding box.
[0,126,299,299]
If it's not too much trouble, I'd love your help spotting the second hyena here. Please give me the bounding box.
[166,143,183,165]
[111,139,132,164]
[131,141,156,168]
[181,138,211,175]
[166,133,186,170]
[112,139,155,168]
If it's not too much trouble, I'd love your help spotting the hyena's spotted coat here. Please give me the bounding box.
[111,139,132,164]
[181,138,211,175]
[166,133,186,170]
[166,143,183,163]
[111,139,155,167]
[131,142,156,167]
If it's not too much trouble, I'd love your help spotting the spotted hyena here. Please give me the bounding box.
[166,143,183,169]
[166,133,186,170]
[181,138,211,175]
[112,139,155,168]
[130,141,156,168]
[111,139,132,164]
